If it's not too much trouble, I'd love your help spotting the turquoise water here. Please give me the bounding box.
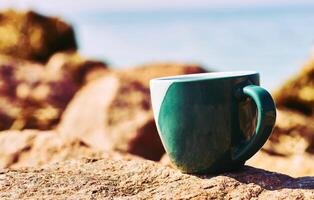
[64,5,314,90]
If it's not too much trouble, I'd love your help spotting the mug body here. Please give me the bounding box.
[150,71,259,173]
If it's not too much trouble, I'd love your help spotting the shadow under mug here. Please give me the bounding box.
[150,71,276,174]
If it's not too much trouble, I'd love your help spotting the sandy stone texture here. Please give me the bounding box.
[0,156,313,199]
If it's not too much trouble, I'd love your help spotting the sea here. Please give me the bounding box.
[61,5,314,90]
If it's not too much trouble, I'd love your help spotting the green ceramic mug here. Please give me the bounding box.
[150,71,276,174]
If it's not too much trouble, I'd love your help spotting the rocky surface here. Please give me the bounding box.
[250,107,314,177]
[247,150,314,178]
[0,10,77,62]
[58,63,207,160]
[0,130,105,168]
[248,109,314,177]
[0,156,313,199]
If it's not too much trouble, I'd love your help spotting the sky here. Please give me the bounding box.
[1,0,314,14]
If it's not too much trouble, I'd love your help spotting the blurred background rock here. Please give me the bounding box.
[0,1,313,178]
[0,10,77,62]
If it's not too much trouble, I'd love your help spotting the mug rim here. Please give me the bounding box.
[150,71,259,83]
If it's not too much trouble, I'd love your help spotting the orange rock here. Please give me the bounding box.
[246,109,314,177]
[0,130,103,168]
[247,150,314,177]
[265,109,314,156]
[274,57,314,116]
[0,10,77,62]
[0,53,107,130]
[45,51,108,84]
[1,156,313,199]
[0,56,77,130]
[242,55,314,177]
[58,63,208,160]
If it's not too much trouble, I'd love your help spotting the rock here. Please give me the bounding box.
[248,55,314,177]
[58,63,207,160]
[0,130,105,168]
[159,153,174,167]
[0,156,313,199]
[0,56,77,130]
[46,51,108,85]
[247,109,314,177]
[265,109,314,156]
[0,52,107,130]
[0,10,77,62]
[247,56,314,177]
[247,150,314,178]
[274,57,314,116]
[122,62,209,87]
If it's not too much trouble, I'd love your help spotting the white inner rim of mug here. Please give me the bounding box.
[151,71,258,82]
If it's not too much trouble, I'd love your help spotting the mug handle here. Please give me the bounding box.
[232,85,276,163]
